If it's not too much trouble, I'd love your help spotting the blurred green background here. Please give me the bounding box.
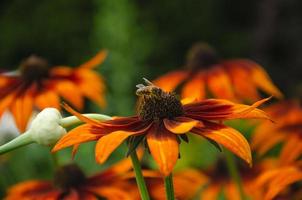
[0,0,301,198]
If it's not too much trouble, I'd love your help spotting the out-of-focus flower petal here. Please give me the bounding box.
[264,167,302,200]
[251,64,283,99]
[35,90,60,110]
[181,71,205,100]
[54,80,84,110]
[78,50,107,69]
[10,90,33,132]
[153,70,189,92]
[206,66,235,100]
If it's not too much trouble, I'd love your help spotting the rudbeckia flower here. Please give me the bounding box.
[53,79,270,176]
[153,43,282,102]
[5,157,137,200]
[0,51,107,132]
[142,169,207,200]
[252,100,302,165]
[193,157,277,200]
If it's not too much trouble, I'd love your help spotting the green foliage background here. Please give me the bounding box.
[0,0,301,198]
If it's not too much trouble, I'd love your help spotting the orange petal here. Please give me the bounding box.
[184,97,271,121]
[10,91,34,132]
[146,124,179,176]
[54,81,84,110]
[224,61,260,101]
[95,123,151,163]
[76,70,106,108]
[52,124,100,153]
[251,63,283,99]
[153,70,189,92]
[181,71,205,100]
[35,90,60,110]
[78,50,107,69]
[62,102,102,127]
[192,122,252,166]
[279,136,302,165]
[163,117,200,134]
[0,92,15,117]
[205,66,235,100]
[88,186,132,200]
[109,148,144,175]
[264,167,302,200]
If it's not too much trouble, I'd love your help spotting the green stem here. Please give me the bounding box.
[0,131,33,155]
[164,174,175,200]
[130,151,150,200]
[60,113,111,128]
[225,151,246,200]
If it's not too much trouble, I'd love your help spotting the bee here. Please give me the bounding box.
[136,78,159,96]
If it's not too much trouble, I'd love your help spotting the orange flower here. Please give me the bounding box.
[0,51,107,132]
[5,157,137,200]
[252,100,302,165]
[153,43,282,102]
[254,163,302,200]
[144,169,207,200]
[53,79,270,176]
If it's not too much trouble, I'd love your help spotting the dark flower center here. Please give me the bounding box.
[54,164,86,190]
[136,79,184,121]
[186,43,219,70]
[20,55,50,83]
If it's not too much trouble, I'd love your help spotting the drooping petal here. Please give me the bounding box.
[35,90,60,110]
[87,186,132,200]
[192,122,252,166]
[0,92,15,117]
[223,61,260,101]
[52,124,101,153]
[95,123,152,164]
[279,136,302,165]
[184,97,271,121]
[10,90,34,132]
[181,71,205,100]
[264,167,302,200]
[76,69,106,108]
[250,63,283,99]
[54,80,84,110]
[205,66,235,100]
[163,117,200,134]
[62,103,103,127]
[153,70,189,92]
[146,124,179,176]
[78,50,107,69]
[5,181,58,200]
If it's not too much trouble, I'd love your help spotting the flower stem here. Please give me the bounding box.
[130,151,150,200]
[0,131,33,155]
[60,113,111,128]
[225,151,246,200]
[164,174,175,200]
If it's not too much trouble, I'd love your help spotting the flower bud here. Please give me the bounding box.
[29,108,66,146]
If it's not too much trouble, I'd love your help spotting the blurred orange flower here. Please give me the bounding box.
[153,43,282,102]
[52,79,270,176]
[5,157,137,200]
[252,100,302,165]
[0,51,107,132]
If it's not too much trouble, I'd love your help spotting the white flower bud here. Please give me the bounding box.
[29,108,66,146]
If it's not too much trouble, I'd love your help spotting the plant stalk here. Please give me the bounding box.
[225,151,246,200]
[130,151,150,200]
[164,173,175,200]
